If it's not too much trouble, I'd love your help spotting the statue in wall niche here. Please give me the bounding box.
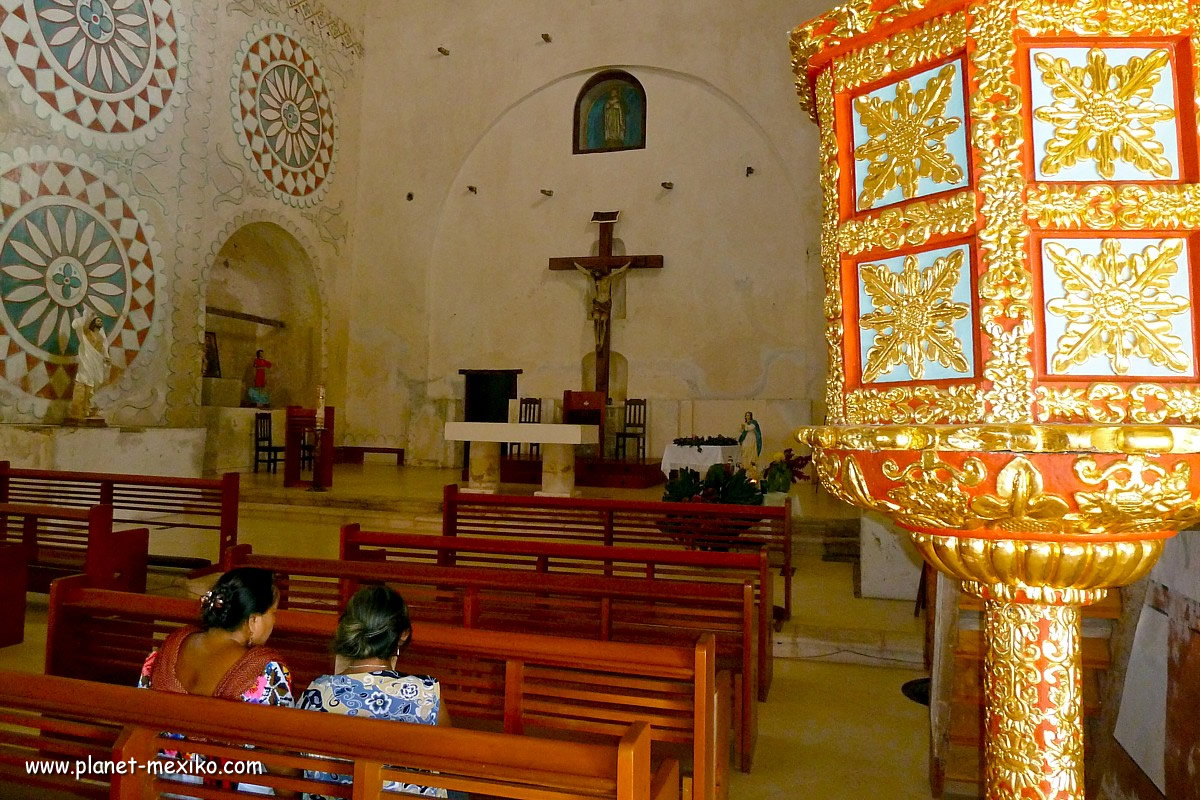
[738,411,762,476]
[575,261,631,354]
[604,88,626,147]
[66,308,112,424]
[248,349,272,408]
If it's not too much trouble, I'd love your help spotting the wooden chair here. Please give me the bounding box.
[254,412,284,473]
[300,428,316,470]
[511,397,542,458]
[615,398,648,461]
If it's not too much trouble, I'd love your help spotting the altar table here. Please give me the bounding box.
[444,422,600,496]
[660,444,741,477]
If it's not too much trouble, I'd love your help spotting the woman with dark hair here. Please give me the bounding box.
[299,585,448,798]
[139,568,293,794]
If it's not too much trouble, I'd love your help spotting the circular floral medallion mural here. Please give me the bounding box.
[0,0,185,147]
[232,22,337,207]
[0,148,158,400]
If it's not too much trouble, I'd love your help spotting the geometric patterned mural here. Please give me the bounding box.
[0,148,158,400]
[232,22,336,208]
[0,0,184,147]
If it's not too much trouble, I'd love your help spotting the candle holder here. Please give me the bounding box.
[790,2,1200,797]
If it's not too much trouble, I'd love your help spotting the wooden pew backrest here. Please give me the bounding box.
[0,461,238,568]
[45,577,727,799]
[0,670,670,800]
[441,483,793,621]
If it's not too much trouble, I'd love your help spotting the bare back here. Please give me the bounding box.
[175,630,253,697]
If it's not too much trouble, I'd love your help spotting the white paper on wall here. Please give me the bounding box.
[1149,534,1200,604]
[1114,603,1170,794]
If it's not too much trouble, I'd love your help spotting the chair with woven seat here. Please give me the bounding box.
[511,397,542,458]
[614,398,647,462]
[254,412,285,474]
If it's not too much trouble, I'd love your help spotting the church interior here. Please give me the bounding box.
[1,0,1199,798]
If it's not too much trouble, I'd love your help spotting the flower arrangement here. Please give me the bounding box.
[759,448,813,494]
[663,463,764,506]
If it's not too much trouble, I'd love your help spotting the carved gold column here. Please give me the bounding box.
[790,2,1200,796]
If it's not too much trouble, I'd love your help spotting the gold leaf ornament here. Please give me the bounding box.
[853,64,965,210]
[1045,239,1190,375]
[1034,48,1176,179]
[859,249,971,383]
[971,457,1070,532]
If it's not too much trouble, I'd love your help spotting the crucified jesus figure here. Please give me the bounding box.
[574,260,631,353]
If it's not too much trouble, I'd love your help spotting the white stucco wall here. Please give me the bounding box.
[349,0,833,463]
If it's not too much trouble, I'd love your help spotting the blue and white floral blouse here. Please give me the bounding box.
[299,671,445,799]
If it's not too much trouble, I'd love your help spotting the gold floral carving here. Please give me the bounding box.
[1070,455,1200,534]
[1037,384,1200,424]
[1033,49,1176,180]
[790,0,934,118]
[1028,184,1200,230]
[1045,239,1191,375]
[984,601,1084,799]
[801,423,1200,456]
[853,64,965,210]
[971,456,1070,532]
[972,3,1035,423]
[838,191,976,255]
[1018,0,1190,36]
[846,385,982,425]
[859,249,972,382]
[1027,184,1117,229]
[817,70,846,423]
[834,13,967,93]
[811,446,1200,537]
[882,451,986,529]
[1119,185,1200,228]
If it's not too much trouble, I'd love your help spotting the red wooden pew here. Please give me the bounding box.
[341,525,776,700]
[46,577,727,800]
[0,502,146,593]
[219,547,759,772]
[0,461,239,570]
[0,542,26,647]
[442,483,794,620]
[0,670,673,800]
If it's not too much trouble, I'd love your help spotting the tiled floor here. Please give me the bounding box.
[0,464,934,798]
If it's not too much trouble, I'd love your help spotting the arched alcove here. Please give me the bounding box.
[204,222,322,408]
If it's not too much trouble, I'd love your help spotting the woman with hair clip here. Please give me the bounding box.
[299,585,450,799]
[139,567,293,795]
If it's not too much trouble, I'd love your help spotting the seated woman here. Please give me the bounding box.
[299,585,448,798]
[140,567,292,794]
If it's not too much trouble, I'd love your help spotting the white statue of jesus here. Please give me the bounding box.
[68,308,111,420]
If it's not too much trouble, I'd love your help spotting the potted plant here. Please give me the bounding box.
[661,463,763,550]
[759,448,813,505]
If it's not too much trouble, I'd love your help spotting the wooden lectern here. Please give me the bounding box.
[284,406,334,489]
[563,391,605,455]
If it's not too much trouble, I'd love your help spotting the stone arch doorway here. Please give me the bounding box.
[204,222,322,409]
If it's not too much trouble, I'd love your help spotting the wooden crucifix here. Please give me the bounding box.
[549,211,663,399]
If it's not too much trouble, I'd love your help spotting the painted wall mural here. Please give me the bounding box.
[0,0,186,148]
[0,147,158,400]
[232,21,336,208]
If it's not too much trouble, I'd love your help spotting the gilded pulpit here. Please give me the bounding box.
[790,2,1200,797]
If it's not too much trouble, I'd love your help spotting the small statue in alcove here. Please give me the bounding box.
[247,349,272,408]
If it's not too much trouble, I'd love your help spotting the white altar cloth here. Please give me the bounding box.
[660,444,741,476]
